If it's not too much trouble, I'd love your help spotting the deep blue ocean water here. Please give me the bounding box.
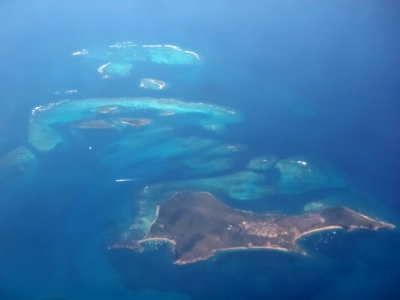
[1,1,400,299]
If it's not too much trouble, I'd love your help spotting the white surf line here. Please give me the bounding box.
[98,62,111,73]
[115,178,138,182]
[184,50,200,59]
[72,49,88,55]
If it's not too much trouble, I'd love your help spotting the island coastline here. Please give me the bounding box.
[111,192,395,265]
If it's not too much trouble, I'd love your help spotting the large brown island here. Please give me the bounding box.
[110,192,395,265]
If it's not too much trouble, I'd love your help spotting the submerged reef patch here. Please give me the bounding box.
[74,42,200,65]
[247,155,279,170]
[184,157,234,174]
[29,98,242,151]
[0,146,35,183]
[275,157,348,195]
[97,62,132,78]
[143,170,273,202]
[304,201,331,212]
[140,78,166,90]
[98,134,242,173]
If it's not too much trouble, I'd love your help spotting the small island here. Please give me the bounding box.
[116,118,150,127]
[73,120,117,129]
[140,78,166,90]
[110,192,394,265]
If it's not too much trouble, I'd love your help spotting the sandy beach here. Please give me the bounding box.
[296,226,342,240]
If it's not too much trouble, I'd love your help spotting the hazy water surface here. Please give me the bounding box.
[0,1,400,299]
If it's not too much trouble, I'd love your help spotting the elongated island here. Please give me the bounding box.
[110,192,395,265]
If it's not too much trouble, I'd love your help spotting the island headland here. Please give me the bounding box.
[110,192,394,265]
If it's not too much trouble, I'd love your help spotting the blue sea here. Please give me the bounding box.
[1,1,400,299]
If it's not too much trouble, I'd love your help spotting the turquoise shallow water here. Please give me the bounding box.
[1,1,400,299]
